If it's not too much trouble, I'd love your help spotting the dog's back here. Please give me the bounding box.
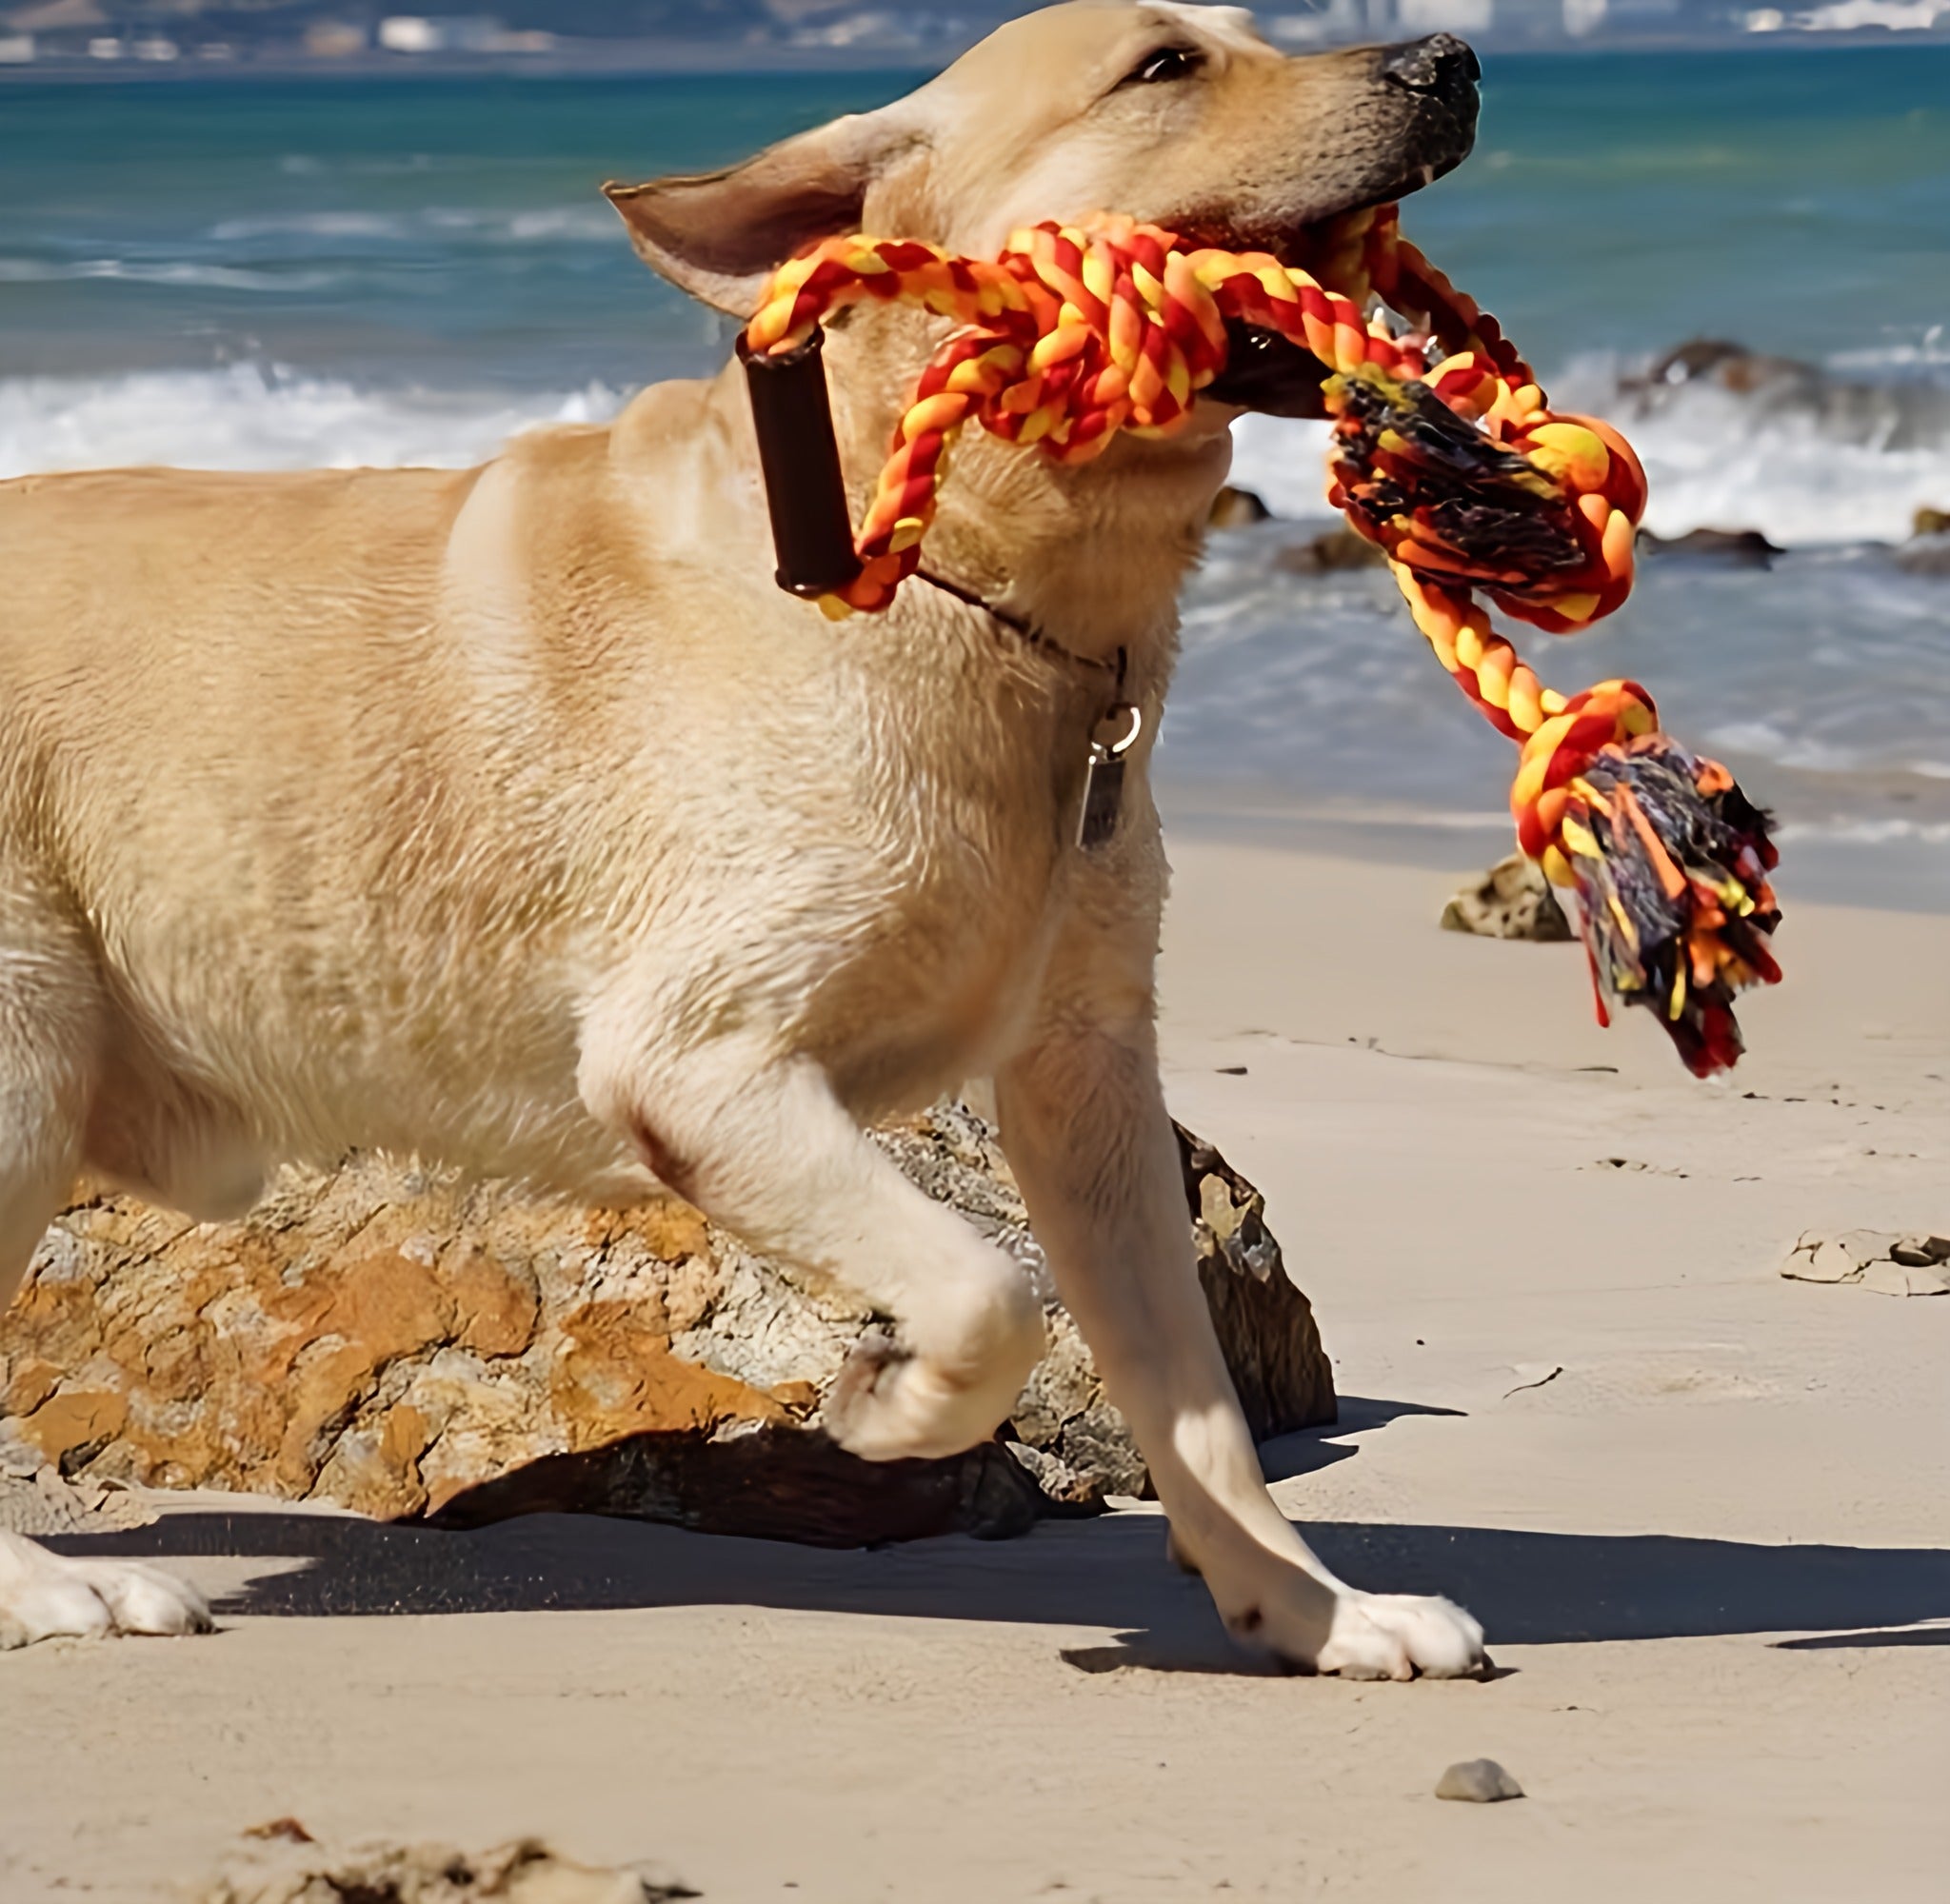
[0,446,649,1203]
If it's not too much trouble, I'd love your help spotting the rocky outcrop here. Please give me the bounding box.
[1897,508,1950,578]
[1639,526,1781,566]
[1272,525,1386,574]
[1626,339,1950,450]
[1208,485,1273,528]
[0,1452,157,1537]
[0,1105,1333,1545]
[1439,852,1572,942]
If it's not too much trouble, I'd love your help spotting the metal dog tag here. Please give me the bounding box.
[1078,704,1143,851]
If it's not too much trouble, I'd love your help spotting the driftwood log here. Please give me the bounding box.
[0,1104,1332,1547]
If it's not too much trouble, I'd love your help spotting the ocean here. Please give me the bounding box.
[3,46,1948,906]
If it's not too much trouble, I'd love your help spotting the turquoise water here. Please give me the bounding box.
[2,46,1948,903]
[2,49,1946,383]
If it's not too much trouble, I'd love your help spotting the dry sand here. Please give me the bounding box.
[2,831,1944,1902]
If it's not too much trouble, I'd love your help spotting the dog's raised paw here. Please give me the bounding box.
[1315,1590,1485,1681]
[821,1327,1025,1465]
[0,1531,211,1649]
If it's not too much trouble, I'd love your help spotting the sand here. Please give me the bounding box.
[2,829,1944,1902]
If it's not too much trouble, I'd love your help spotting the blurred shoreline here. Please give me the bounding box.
[4,37,1949,85]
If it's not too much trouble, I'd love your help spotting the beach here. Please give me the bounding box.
[2,827,1944,1902]
[2,38,1947,1900]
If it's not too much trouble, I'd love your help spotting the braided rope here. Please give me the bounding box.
[743,208,1780,1072]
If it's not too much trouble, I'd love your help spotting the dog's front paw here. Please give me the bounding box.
[1314,1590,1485,1681]
[823,1325,1032,1464]
[0,1532,212,1651]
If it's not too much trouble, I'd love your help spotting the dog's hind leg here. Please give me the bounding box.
[995,901,1485,1680]
[0,886,212,1651]
[583,1032,1045,1463]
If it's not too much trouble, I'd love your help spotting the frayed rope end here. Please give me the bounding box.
[1553,736,1781,1078]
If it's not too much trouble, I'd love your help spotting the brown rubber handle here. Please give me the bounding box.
[738,327,863,600]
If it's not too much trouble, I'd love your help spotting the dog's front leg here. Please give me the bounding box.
[995,956,1484,1679]
[582,1030,1045,1463]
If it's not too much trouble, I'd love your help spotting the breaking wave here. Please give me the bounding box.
[0,365,626,478]
[207,205,620,246]
[1230,346,1950,548]
[0,257,347,292]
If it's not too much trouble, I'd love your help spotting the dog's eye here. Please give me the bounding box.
[1125,45,1202,86]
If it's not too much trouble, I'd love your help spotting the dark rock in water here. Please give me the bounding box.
[1639,526,1782,567]
[1435,1758,1524,1803]
[1273,526,1386,574]
[1637,337,1817,398]
[1440,853,1572,942]
[0,1105,1333,1546]
[1914,506,1948,538]
[1626,338,1950,452]
[1896,532,1950,578]
[1209,485,1273,528]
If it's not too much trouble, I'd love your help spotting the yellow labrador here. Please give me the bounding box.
[0,2,1484,1676]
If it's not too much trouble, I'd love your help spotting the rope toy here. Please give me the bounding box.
[741,207,1781,1076]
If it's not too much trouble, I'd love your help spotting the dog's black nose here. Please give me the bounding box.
[1381,33,1481,103]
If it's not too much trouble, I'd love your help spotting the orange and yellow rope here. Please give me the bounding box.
[743,208,1781,1074]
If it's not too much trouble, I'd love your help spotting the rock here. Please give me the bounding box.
[1639,526,1782,566]
[1272,525,1385,574]
[195,1834,692,1904]
[1635,337,1817,399]
[1780,1230,1950,1296]
[1435,1758,1524,1803]
[0,1456,158,1537]
[1914,506,1948,538]
[1209,484,1272,528]
[1895,531,1950,578]
[0,1105,1333,1545]
[1439,853,1572,942]
[1626,339,1950,453]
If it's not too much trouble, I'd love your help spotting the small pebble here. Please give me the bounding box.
[1435,1758,1523,1803]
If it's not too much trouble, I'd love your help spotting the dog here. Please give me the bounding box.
[0,2,1484,1676]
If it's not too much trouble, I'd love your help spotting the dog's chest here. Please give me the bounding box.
[795,809,1076,1116]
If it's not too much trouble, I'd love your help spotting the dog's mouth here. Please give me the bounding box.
[1203,36,1481,419]
[1199,175,1461,421]
[1199,205,1403,421]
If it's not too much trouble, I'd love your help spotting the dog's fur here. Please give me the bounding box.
[0,2,1484,1675]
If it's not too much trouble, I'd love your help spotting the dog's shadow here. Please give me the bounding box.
[47,1393,1950,1669]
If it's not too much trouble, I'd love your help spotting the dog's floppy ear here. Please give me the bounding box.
[605,109,925,318]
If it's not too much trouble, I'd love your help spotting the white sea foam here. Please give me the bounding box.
[12,341,1943,545]
[208,205,619,246]
[0,366,626,478]
[1226,414,1340,523]
[1618,395,1950,546]
[0,258,344,292]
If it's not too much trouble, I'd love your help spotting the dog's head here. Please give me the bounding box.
[607,3,1478,376]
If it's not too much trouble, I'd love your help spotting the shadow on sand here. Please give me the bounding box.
[48,1492,1949,1665]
